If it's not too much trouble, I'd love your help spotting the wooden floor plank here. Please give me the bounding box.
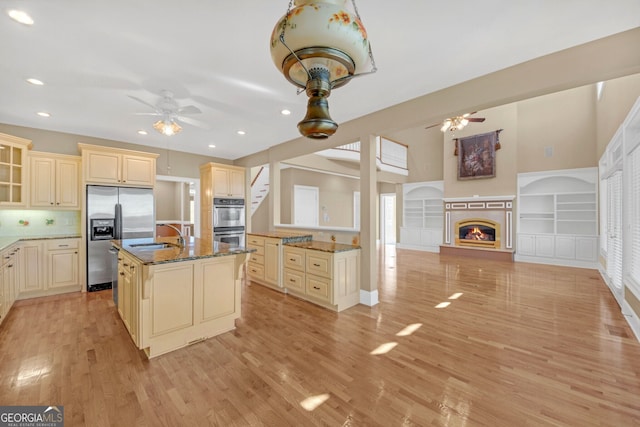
[1,246,640,426]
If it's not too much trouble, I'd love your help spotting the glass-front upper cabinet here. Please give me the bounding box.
[0,133,32,206]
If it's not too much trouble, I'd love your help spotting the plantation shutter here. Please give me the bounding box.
[629,146,640,283]
[606,172,623,290]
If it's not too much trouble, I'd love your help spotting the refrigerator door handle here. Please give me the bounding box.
[114,203,123,239]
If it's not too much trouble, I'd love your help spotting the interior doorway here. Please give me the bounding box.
[380,193,396,244]
[293,185,319,226]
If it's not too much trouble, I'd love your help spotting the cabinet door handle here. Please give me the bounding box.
[50,202,54,205]
[289,258,295,261]
[74,251,78,254]
[313,286,320,290]
[123,263,129,267]
[120,272,125,276]
[313,263,320,267]
[58,244,69,248]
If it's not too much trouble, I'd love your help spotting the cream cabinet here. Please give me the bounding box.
[282,245,360,312]
[29,152,80,208]
[0,133,32,206]
[19,241,44,296]
[17,238,80,299]
[200,162,245,241]
[0,244,19,326]
[246,234,282,290]
[118,251,140,345]
[132,254,244,358]
[47,239,80,290]
[212,166,245,198]
[247,235,265,281]
[79,143,158,187]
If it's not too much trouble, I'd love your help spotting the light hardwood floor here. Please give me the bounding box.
[1,247,640,426]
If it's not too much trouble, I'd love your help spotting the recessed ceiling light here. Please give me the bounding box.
[236,130,246,135]
[8,10,34,25]
[137,130,148,135]
[208,144,216,148]
[26,78,44,86]
[281,109,291,116]
[36,112,50,117]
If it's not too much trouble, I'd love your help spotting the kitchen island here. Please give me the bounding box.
[111,236,254,358]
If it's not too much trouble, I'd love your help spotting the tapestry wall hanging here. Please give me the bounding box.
[454,130,502,180]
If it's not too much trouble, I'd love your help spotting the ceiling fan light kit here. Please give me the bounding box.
[153,119,182,136]
[270,0,376,139]
[130,89,203,136]
[428,113,486,132]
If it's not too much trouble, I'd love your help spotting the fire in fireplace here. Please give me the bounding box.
[455,219,500,249]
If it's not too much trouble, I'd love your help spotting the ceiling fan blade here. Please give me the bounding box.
[425,123,442,130]
[468,117,486,123]
[128,95,158,111]
[134,112,162,116]
[177,105,202,115]
[176,115,210,130]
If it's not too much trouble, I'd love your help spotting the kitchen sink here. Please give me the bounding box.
[129,242,181,250]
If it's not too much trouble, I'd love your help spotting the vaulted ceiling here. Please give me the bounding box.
[2,1,639,159]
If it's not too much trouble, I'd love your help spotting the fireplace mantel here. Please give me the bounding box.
[444,195,515,203]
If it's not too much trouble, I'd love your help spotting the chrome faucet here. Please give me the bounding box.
[157,223,185,247]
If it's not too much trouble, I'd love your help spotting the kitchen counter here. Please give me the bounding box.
[284,240,361,253]
[247,231,312,243]
[111,236,255,265]
[0,234,80,251]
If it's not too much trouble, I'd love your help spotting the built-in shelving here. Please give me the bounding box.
[516,168,598,268]
[398,181,444,252]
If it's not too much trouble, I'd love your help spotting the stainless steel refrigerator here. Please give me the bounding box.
[86,185,154,293]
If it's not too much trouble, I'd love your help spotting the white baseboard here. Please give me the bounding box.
[360,289,379,307]
[395,243,440,253]
[623,300,640,342]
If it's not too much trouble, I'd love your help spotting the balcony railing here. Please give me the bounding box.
[318,136,408,175]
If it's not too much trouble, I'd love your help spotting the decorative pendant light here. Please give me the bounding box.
[270,0,376,139]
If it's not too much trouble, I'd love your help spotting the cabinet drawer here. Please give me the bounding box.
[249,244,264,256]
[247,235,265,246]
[283,269,305,293]
[306,274,331,302]
[247,263,264,280]
[47,239,79,250]
[249,253,264,265]
[306,252,332,278]
[283,247,305,271]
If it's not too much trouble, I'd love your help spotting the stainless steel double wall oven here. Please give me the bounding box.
[213,197,245,248]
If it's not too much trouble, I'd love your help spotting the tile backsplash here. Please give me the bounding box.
[0,210,81,237]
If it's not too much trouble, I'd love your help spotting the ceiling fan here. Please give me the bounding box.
[128,90,208,136]
[425,112,486,132]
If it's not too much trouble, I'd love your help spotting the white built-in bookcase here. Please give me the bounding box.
[516,167,598,268]
[398,181,444,252]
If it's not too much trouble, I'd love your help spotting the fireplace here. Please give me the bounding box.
[455,219,500,249]
[441,195,514,261]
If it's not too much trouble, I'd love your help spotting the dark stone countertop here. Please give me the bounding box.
[111,236,255,265]
[247,231,312,244]
[283,240,361,253]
